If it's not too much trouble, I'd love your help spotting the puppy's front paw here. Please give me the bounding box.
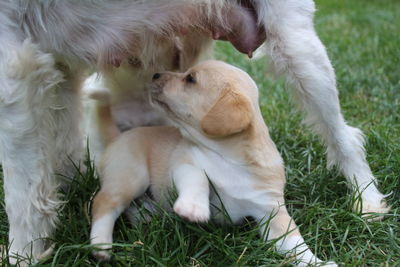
[92,250,111,261]
[90,238,112,261]
[323,261,338,267]
[297,259,338,267]
[173,198,210,223]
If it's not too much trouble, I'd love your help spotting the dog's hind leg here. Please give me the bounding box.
[90,190,129,261]
[256,205,337,266]
[90,136,150,261]
[257,0,388,217]
[0,39,66,265]
[90,180,149,261]
[52,65,85,181]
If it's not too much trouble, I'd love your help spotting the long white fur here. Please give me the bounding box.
[255,0,388,214]
[0,40,65,264]
[0,0,388,265]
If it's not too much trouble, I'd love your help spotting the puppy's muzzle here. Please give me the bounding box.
[149,73,169,110]
[150,73,164,96]
[150,72,173,96]
[152,73,161,80]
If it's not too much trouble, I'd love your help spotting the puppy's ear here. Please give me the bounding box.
[201,88,252,137]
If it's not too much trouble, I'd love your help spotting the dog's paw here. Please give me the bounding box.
[297,260,338,267]
[353,198,390,221]
[92,250,111,261]
[324,261,339,267]
[315,261,338,267]
[90,238,112,261]
[173,198,210,223]
[37,243,55,261]
[296,256,338,267]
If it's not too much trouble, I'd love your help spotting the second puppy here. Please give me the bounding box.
[90,60,337,266]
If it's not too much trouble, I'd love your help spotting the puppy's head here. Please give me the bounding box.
[150,60,258,138]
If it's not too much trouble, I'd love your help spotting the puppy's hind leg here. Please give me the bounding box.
[90,190,130,261]
[90,143,150,261]
[258,0,388,217]
[256,205,337,266]
[0,39,65,265]
[91,186,149,261]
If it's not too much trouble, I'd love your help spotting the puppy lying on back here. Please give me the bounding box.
[90,60,337,266]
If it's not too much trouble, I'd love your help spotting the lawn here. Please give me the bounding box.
[1,0,399,266]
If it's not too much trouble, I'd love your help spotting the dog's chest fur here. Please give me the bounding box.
[190,146,274,223]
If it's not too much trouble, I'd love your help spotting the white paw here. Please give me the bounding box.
[90,238,112,261]
[7,256,27,267]
[297,260,338,267]
[322,261,338,267]
[7,252,30,267]
[37,243,55,261]
[92,250,111,261]
[7,240,53,266]
[173,198,210,223]
[353,198,390,221]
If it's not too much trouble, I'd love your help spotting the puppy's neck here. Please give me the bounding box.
[179,119,274,168]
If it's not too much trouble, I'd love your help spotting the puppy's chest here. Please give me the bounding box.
[191,147,257,200]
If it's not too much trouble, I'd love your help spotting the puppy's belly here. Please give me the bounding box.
[112,100,167,131]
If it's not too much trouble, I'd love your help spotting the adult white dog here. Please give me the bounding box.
[0,0,388,265]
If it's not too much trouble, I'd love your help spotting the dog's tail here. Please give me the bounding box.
[86,88,120,146]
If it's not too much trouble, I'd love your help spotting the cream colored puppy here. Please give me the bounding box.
[90,60,337,266]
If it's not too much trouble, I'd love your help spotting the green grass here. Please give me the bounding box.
[1,0,399,266]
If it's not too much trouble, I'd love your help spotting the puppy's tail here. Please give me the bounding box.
[86,88,120,146]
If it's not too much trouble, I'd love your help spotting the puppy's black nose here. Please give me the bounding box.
[152,73,161,80]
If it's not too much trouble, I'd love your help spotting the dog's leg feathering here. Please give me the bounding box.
[53,65,85,181]
[256,206,337,266]
[256,0,389,218]
[0,39,65,265]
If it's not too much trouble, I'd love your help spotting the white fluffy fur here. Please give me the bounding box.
[0,0,388,265]
[0,40,66,264]
[256,0,388,215]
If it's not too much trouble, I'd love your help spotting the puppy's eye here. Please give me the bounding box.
[185,74,196,84]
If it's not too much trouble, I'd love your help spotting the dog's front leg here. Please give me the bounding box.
[0,40,67,265]
[257,0,388,217]
[256,206,337,266]
[172,164,210,223]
